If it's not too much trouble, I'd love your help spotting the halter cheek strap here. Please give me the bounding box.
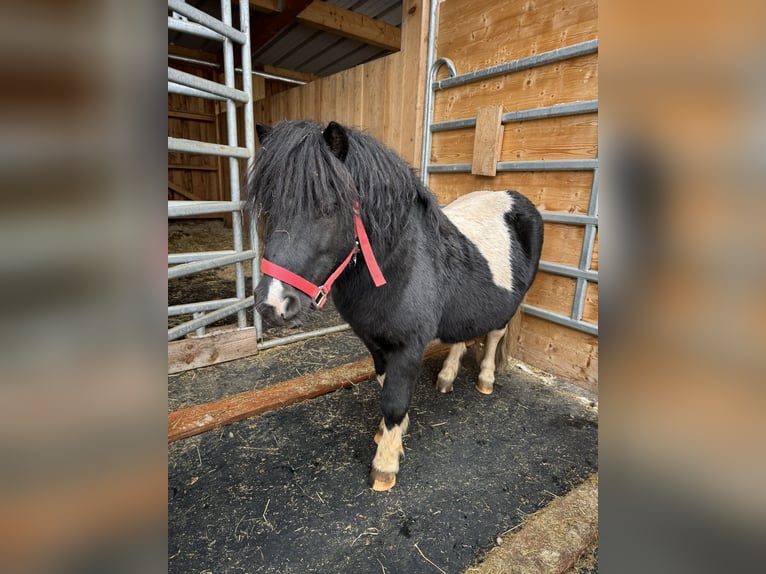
[260,202,386,309]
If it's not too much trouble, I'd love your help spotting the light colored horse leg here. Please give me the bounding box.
[436,342,466,393]
[370,413,409,490]
[374,412,408,444]
[476,328,506,394]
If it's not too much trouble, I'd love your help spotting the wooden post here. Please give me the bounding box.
[471,104,505,176]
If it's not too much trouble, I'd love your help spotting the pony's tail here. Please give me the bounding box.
[497,296,527,373]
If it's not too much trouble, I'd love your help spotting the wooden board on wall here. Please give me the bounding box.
[429,171,595,211]
[517,314,598,393]
[525,271,577,318]
[431,114,598,165]
[433,54,598,123]
[437,0,598,74]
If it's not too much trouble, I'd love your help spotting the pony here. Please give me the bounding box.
[246,120,543,491]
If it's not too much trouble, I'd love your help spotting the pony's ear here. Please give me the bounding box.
[256,123,272,144]
[322,121,349,161]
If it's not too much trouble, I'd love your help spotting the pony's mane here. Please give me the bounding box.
[245,120,441,247]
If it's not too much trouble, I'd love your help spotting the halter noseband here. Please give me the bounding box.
[260,202,386,308]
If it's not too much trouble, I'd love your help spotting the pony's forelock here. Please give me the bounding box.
[246,120,356,226]
[245,119,442,247]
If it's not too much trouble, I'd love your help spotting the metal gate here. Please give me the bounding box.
[420,1,598,337]
[167,1,351,351]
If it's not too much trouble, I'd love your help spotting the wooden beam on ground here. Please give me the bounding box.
[297,1,401,51]
[168,357,374,442]
[168,342,455,442]
[467,473,598,574]
[168,327,259,374]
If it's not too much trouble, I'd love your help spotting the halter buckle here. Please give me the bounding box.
[312,290,328,309]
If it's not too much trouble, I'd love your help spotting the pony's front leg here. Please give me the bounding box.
[369,350,421,491]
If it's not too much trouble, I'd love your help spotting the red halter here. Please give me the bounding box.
[260,202,386,308]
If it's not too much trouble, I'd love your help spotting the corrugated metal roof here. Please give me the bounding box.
[169,0,402,79]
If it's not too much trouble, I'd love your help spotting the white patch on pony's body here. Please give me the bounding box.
[266,279,287,316]
[443,190,514,292]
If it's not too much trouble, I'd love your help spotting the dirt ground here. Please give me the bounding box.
[168,348,598,573]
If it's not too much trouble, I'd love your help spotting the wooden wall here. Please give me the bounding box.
[430,0,599,390]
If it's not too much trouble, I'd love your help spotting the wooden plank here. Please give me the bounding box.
[168,44,219,64]
[472,105,505,176]
[590,228,598,270]
[525,271,577,318]
[167,342,454,442]
[517,314,598,392]
[429,171,594,211]
[168,163,218,171]
[582,281,598,325]
[397,0,429,166]
[168,109,215,122]
[474,473,598,573]
[433,54,598,123]
[297,1,401,51]
[168,327,259,374]
[437,0,597,76]
[541,222,585,267]
[168,181,204,202]
[431,114,597,165]
[168,357,374,442]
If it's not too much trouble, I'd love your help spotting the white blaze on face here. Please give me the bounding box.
[266,278,288,316]
[443,190,514,291]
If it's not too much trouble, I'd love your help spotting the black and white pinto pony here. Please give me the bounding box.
[247,120,543,491]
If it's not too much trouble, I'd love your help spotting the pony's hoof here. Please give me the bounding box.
[475,382,494,395]
[368,470,397,491]
[376,374,386,388]
[435,374,454,393]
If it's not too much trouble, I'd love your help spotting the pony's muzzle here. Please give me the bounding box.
[255,278,305,324]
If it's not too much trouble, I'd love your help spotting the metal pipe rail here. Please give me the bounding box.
[167,0,255,342]
[430,100,599,133]
[433,40,598,91]
[427,159,598,173]
[168,82,228,101]
[168,0,246,43]
[167,138,249,159]
[168,67,249,103]
[168,250,257,281]
[419,21,599,336]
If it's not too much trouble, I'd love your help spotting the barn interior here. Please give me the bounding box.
[168,1,598,572]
